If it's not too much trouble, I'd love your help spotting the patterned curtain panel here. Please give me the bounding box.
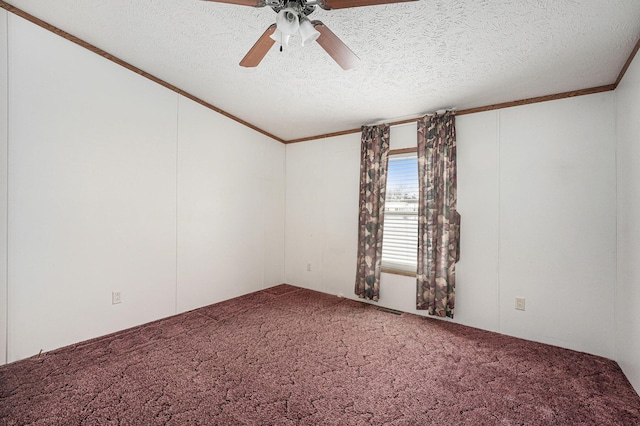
[416,112,460,318]
[354,124,390,301]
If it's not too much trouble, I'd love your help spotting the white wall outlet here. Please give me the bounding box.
[306,262,311,272]
[112,291,122,305]
[515,297,525,311]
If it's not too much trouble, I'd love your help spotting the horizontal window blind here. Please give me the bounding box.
[382,153,418,274]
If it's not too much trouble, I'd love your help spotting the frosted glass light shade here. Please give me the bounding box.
[276,8,300,36]
[299,19,320,46]
[269,28,291,47]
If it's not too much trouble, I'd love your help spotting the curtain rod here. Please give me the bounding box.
[365,109,456,128]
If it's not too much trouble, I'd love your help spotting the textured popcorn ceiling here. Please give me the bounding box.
[6,0,640,140]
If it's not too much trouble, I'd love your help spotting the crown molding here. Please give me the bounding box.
[285,84,617,144]
[615,37,640,88]
[0,1,286,144]
[1,2,636,146]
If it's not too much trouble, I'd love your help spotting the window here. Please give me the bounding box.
[382,151,418,275]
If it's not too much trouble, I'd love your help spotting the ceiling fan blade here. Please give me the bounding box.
[240,24,277,67]
[312,21,360,70]
[200,0,266,7]
[319,0,416,9]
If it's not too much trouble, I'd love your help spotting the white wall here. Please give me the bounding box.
[285,134,360,295]
[285,92,617,359]
[452,111,501,332]
[7,15,178,361]
[616,49,640,394]
[499,95,616,357]
[177,96,285,312]
[3,14,285,363]
[0,9,8,365]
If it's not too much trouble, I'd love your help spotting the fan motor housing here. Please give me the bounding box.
[271,0,316,16]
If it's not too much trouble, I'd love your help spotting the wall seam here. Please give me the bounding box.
[283,146,288,285]
[261,141,265,290]
[3,9,8,364]
[175,94,180,314]
[281,143,286,285]
[613,87,618,362]
[320,141,325,294]
[496,110,501,333]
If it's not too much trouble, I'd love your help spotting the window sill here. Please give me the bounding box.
[381,268,416,278]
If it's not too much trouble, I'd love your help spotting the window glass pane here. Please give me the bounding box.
[382,153,418,273]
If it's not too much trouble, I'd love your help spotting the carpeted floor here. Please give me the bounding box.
[1,284,639,425]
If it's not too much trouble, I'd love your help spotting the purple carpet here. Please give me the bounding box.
[1,284,639,425]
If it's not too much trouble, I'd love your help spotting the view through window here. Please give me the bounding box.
[382,152,418,274]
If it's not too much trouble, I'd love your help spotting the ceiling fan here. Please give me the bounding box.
[202,0,417,69]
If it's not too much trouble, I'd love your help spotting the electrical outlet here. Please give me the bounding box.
[515,297,525,311]
[306,262,311,272]
[112,291,122,305]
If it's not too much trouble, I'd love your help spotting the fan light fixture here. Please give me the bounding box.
[224,0,374,69]
[272,4,320,48]
[206,0,416,68]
